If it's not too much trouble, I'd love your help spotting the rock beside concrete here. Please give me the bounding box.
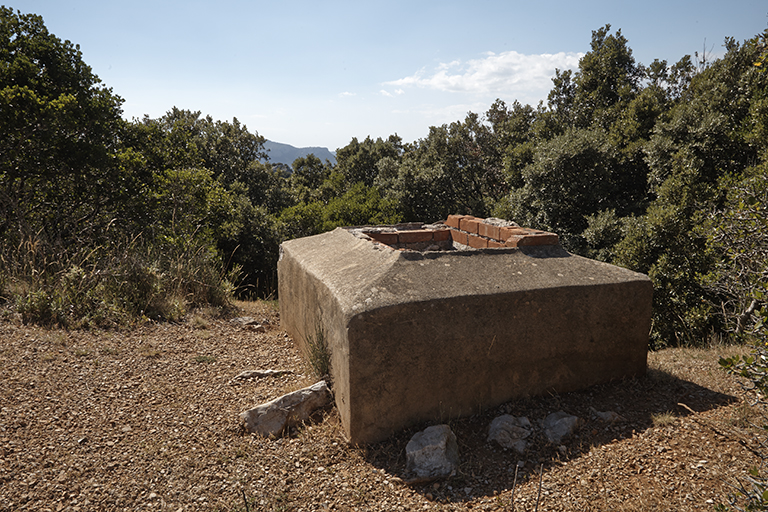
[488,415,532,453]
[240,381,331,437]
[405,425,459,479]
[541,411,582,444]
[230,317,267,332]
[590,407,626,423]
[232,369,293,380]
[230,316,259,326]
[229,369,293,385]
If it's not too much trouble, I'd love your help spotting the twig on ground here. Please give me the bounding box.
[679,402,766,460]
[534,463,544,512]
[510,463,519,511]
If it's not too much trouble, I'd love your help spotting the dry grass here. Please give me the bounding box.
[0,302,764,511]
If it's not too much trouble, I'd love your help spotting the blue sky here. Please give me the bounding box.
[11,1,768,151]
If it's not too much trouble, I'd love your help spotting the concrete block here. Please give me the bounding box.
[278,226,652,444]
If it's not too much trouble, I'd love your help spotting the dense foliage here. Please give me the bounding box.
[2,7,767,344]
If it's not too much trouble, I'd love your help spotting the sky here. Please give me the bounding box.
[10,1,768,151]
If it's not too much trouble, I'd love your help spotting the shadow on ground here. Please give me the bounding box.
[362,366,738,506]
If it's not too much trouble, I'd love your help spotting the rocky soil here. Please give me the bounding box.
[0,300,764,511]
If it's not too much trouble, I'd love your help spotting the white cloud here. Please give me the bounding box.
[380,88,406,98]
[386,50,584,97]
[339,91,356,97]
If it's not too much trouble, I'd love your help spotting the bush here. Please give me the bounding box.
[0,235,238,328]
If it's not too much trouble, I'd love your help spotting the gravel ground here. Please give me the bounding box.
[0,300,763,511]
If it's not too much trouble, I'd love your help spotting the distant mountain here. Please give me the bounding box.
[263,140,336,168]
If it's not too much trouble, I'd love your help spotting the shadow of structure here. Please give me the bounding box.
[362,367,738,506]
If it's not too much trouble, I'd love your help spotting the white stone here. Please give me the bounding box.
[230,369,293,382]
[240,380,331,437]
[488,415,532,453]
[405,425,459,479]
[541,411,582,444]
[230,316,260,326]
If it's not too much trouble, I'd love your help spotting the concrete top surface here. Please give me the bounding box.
[280,227,651,320]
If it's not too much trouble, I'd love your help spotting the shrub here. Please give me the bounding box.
[0,234,239,328]
[719,301,768,510]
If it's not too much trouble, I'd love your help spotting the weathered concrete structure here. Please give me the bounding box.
[278,216,652,444]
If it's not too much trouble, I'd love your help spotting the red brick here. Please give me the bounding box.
[478,222,501,240]
[488,239,504,248]
[445,215,465,229]
[516,233,559,246]
[460,217,481,234]
[432,229,451,242]
[504,233,559,247]
[398,230,433,243]
[467,234,488,248]
[450,228,468,246]
[499,226,529,240]
[367,231,398,245]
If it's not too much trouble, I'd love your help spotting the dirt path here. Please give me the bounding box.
[0,301,762,511]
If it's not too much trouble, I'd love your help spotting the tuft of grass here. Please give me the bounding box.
[650,411,677,427]
[73,348,92,358]
[193,355,217,364]
[41,352,57,362]
[189,314,211,330]
[730,401,759,428]
[304,324,331,380]
[139,344,162,358]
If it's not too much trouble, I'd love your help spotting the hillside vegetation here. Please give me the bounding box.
[1,7,767,350]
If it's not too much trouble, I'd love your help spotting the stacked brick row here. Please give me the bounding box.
[445,215,559,248]
[364,227,452,251]
[363,215,559,250]
[364,228,451,246]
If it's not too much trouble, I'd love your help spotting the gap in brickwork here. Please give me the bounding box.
[347,216,559,252]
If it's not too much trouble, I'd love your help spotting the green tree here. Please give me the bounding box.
[485,100,538,189]
[278,182,401,240]
[235,161,294,214]
[289,153,332,203]
[497,127,620,251]
[133,107,268,186]
[615,31,768,346]
[702,164,768,337]
[388,112,507,222]
[335,135,403,188]
[571,25,641,129]
[0,7,139,247]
